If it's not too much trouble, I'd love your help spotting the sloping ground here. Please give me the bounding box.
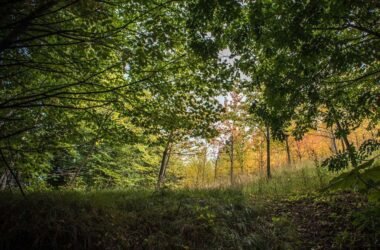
[0,189,296,250]
[265,191,379,249]
[0,189,378,249]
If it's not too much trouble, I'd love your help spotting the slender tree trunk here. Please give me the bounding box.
[157,144,171,189]
[335,121,357,168]
[70,112,111,185]
[295,141,302,161]
[214,152,219,184]
[266,126,271,179]
[258,140,264,176]
[340,139,346,151]
[230,134,234,186]
[162,145,172,178]
[343,135,357,168]
[201,147,207,187]
[70,136,99,185]
[239,148,244,176]
[330,127,338,154]
[157,131,173,189]
[285,135,291,166]
[0,169,8,190]
[0,150,25,197]
[157,148,169,189]
[328,104,357,167]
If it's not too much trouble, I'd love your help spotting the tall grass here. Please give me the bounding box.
[243,162,336,199]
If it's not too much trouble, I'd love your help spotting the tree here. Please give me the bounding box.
[0,0,230,191]
[187,0,379,177]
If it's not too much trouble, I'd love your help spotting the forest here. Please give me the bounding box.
[0,0,379,249]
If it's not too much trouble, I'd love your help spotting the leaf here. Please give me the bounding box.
[323,161,379,192]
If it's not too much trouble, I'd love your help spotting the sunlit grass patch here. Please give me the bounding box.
[243,162,336,199]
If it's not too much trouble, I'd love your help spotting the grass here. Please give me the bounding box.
[0,188,298,250]
[0,163,378,249]
[243,162,335,199]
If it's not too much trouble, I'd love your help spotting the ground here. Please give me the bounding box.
[0,188,378,249]
[264,191,377,249]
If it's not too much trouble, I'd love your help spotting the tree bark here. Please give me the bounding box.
[335,121,357,168]
[162,145,172,179]
[238,148,244,176]
[330,127,338,154]
[340,139,346,151]
[0,150,25,197]
[258,139,264,176]
[229,134,234,186]
[266,125,271,179]
[285,135,291,166]
[157,144,170,189]
[0,169,9,190]
[328,104,357,167]
[295,141,302,161]
[156,131,173,189]
[214,151,219,184]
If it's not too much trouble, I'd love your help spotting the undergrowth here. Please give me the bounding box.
[0,164,378,249]
[0,189,297,250]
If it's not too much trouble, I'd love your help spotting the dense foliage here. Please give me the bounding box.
[0,0,231,190]
[187,0,380,191]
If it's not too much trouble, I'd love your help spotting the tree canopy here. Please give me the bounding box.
[0,0,379,192]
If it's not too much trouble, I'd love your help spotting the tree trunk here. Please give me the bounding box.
[335,121,357,168]
[285,135,291,166]
[330,127,338,154]
[214,151,219,184]
[266,125,271,179]
[156,131,173,189]
[295,141,302,161]
[0,169,9,190]
[0,150,25,197]
[162,145,172,178]
[70,112,111,185]
[340,139,346,151]
[230,134,234,186]
[239,149,244,176]
[328,104,357,168]
[258,140,264,176]
[201,147,207,187]
[157,144,171,189]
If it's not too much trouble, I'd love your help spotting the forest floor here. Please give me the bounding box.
[0,188,378,250]
[262,191,377,249]
[0,166,379,249]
